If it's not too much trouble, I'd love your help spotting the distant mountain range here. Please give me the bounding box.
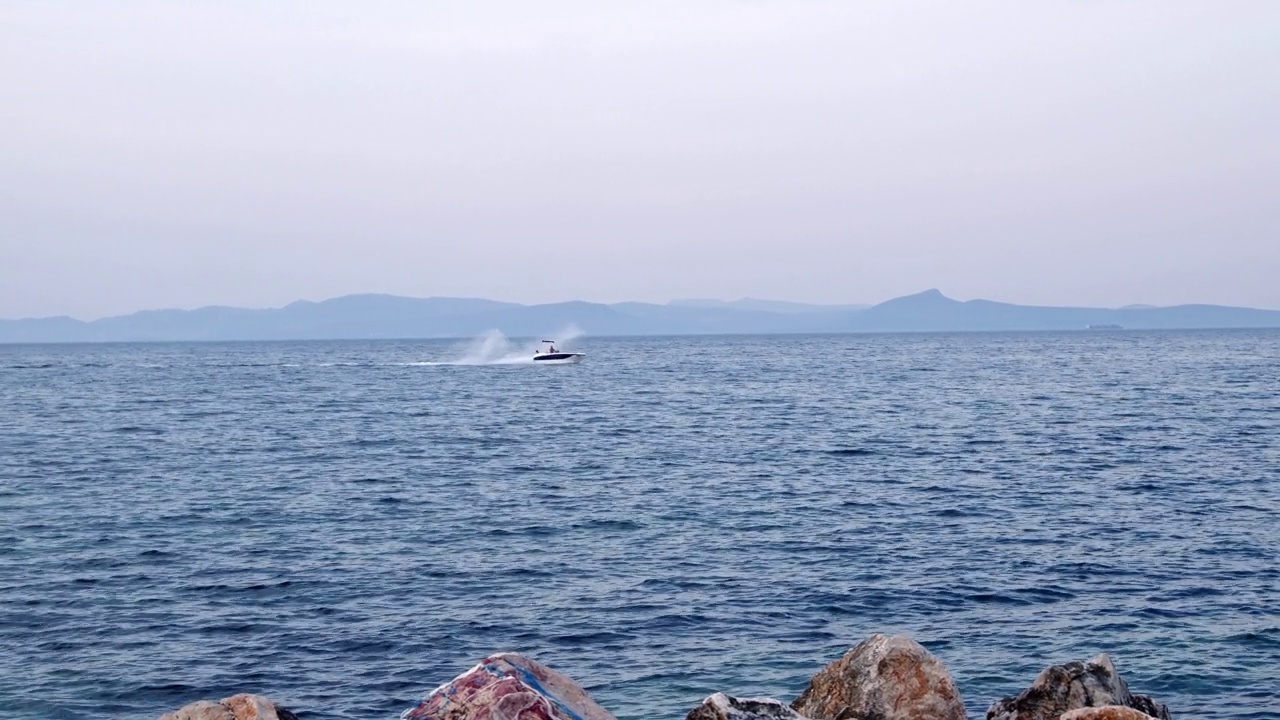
[2,290,1279,343]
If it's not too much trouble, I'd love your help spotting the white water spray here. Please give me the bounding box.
[430,325,584,366]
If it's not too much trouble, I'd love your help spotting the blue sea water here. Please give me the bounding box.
[1,331,1277,720]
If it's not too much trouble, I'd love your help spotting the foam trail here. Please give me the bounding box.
[418,327,586,366]
[448,330,533,365]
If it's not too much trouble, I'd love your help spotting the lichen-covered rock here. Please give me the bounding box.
[1060,707,1161,720]
[687,693,812,720]
[986,654,1170,720]
[790,634,965,720]
[161,701,233,720]
[161,694,298,720]
[402,652,617,720]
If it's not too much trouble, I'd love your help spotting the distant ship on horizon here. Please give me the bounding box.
[1088,323,1124,330]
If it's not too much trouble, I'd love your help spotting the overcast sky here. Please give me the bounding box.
[3,1,1278,319]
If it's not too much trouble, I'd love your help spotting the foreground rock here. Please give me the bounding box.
[790,634,965,720]
[1060,708,1162,720]
[402,652,617,720]
[986,654,1170,720]
[687,693,811,720]
[161,694,297,720]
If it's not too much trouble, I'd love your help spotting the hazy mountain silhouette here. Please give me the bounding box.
[846,289,1280,332]
[2,290,1278,343]
[669,297,871,313]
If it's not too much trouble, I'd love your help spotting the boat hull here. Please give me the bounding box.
[533,353,584,364]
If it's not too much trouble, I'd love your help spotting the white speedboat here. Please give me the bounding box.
[533,340,585,364]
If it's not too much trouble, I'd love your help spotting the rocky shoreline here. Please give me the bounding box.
[161,634,1172,720]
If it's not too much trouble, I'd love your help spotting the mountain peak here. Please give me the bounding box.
[875,289,957,307]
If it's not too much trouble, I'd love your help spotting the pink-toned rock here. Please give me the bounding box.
[986,654,1170,720]
[790,634,965,720]
[402,652,618,720]
[160,694,297,720]
[687,693,812,720]
[1060,707,1161,720]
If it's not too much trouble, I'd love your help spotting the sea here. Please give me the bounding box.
[1,331,1277,720]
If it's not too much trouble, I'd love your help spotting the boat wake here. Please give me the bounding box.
[427,327,583,366]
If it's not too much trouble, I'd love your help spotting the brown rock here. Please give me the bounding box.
[1059,707,1161,720]
[687,693,812,720]
[221,694,298,720]
[160,694,298,720]
[790,634,965,720]
[986,654,1170,720]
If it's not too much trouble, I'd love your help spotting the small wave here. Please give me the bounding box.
[197,622,265,636]
[242,580,295,592]
[573,519,644,531]
[112,425,164,435]
[547,630,635,645]
[351,437,399,447]
[503,567,555,579]
[1140,606,1195,618]
[640,612,713,629]
[932,507,977,517]
[967,592,1034,606]
[506,524,562,537]
[1223,628,1280,648]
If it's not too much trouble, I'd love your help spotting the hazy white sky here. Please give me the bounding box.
[3,1,1278,319]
